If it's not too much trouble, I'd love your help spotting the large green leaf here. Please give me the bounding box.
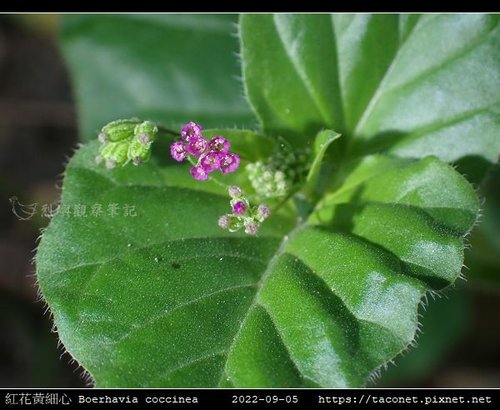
[61,15,254,141]
[240,14,500,179]
[37,13,485,387]
[36,135,478,386]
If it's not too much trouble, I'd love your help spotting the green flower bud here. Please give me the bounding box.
[246,161,291,199]
[227,215,243,233]
[96,118,161,168]
[128,138,152,166]
[128,137,150,159]
[101,118,141,142]
[243,218,259,235]
[101,141,129,165]
[134,121,158,143]
[276,180,288,193]
[228,185,242,198]
[275,171,285,181]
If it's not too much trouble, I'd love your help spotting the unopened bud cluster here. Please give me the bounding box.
[246,145,310,198]
[218,186,271,236]
[95,119,158,168]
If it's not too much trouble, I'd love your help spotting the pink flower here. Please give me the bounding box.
[187,136,209,157]
[220,153,240,174]
[228,185,242,198]
[170,141,187,162]
[218,215,230,229]
[257,204,271,221]
[232,201,247,216]
[172,122,241,182]
[190,165,209,181]
[200,152,221,172]
[180,121,203,142]
[209,136,230,154]
[244,221,259,235]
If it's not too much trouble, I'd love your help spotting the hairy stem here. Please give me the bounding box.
[157,125,180,137]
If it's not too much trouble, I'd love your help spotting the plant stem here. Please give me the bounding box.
[157,125,180,137]
[209,176,231,190]
[186,156,230,190]
[272,190,296,213]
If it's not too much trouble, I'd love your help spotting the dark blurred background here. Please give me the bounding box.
[0,15,85,387]
[0,14,498,387]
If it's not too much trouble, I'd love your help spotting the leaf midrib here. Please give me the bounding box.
[272,15,333,127]
[353,14,499,139]
[46,238,275,278]
[381,22,499,98]
[113,283,257,347]
[352,14,425,137]
[220,221,307,385]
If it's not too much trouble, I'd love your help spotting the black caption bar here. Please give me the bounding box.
[0,389,499,409]
[1,2,499,12]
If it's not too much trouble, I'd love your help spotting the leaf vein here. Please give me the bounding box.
[221,222,307,383]
[154,350,228,384]
[47,237,275,277]
[287,251,409,346]
[272,15,332,126]
[114,284,256,346]
[383,23,499,96]
[353,14,430,136]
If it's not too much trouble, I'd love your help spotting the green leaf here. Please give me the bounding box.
[36,140,478,386]
[203,129,276,163]
[41,13,484,387]
[240,14,500,177]
[240,14,344,146]
[303,129,341,198]
[61,15,254,141]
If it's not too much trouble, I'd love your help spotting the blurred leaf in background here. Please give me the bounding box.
[60,15,254,141]
[467,164,500,287]
[0,14,85,386]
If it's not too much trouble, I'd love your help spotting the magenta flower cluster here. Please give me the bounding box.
[170,121,240,181]
[218,186,271,236]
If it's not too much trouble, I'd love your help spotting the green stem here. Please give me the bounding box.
[187,156,196,167]
[186,156,230,190]
[272,189,297,214]
[157,123,251,162]
[157,123,251,164]
[157,125,180,137]
[209,176,230,190]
